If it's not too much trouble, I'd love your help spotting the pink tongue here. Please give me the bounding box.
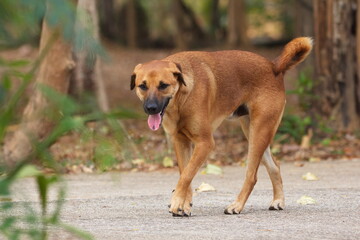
[147,113,162,131]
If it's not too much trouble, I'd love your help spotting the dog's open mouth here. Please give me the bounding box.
[147,98,170,131]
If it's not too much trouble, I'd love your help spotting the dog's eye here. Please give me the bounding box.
[158,82,169,90]
[138,83,148,91]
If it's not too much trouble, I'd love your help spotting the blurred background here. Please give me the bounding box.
[0,0,359,173]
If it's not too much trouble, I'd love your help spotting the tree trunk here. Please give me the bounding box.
[173,0,187,49]
[98,0,118,40]
[210,0,220,40]
[72,0,109,112]
[313,0,360,131]
[227,0,248,47]
[295,0,314,37]
[126,0,137,48]
[294,0,315,72]
[3,18,75,165]
[172,0,205,49]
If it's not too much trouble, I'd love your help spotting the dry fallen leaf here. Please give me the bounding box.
[309,157,321,162]
[297,195,316,205]
[146,163,160,172]
[195,182,216,192]
[271,144,281,154]
[81,164,94,173]
[294,161,305,167]
[162,156,174,168]
[239,161,247,167]
[0,197,12,202]
[302,172,319,181]
[132,158,145,165]
[300,129,313,149]
[201,164,223,175]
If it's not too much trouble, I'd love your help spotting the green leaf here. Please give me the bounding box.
[37,175,48,215]
[14,164,41,179]
[0,179,11,196]
[36,175,58,215]
[2,73,11,89]
[49,187,65,224]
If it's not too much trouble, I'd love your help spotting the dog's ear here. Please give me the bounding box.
[173,62,186,86]
[130,74,136,90]
[131,64,142,90]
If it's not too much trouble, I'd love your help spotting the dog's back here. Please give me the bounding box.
[164,37,312,117]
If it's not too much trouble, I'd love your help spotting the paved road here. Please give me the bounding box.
[7,159,360,240]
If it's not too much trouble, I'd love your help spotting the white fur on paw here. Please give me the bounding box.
[269,199,285,210]
[224,201,243,215]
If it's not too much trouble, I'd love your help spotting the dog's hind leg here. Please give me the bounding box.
[225,102,283,214]
[262,146,284,210]
[238,115,285,211]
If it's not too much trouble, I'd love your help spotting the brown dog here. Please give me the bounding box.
[131,37,312,216]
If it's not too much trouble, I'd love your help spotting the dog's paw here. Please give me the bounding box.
[224,201,244,215]
[168,191,192,217]
[269,199,285,210]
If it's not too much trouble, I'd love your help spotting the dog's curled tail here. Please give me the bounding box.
[273,37,313,75]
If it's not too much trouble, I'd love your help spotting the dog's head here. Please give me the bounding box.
[130,60,186,131]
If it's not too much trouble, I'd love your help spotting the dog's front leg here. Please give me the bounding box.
[172,134,193,210]
[169,138,215,216]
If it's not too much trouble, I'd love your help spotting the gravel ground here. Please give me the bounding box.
[6,159,360,240]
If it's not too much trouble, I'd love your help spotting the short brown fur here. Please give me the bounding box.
[131,37,313,216]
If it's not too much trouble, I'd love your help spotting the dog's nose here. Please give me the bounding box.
[145,102,158,114]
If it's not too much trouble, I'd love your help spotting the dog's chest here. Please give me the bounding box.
[162,112,179,135]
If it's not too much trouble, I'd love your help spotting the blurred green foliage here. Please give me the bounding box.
[276,70,337,144]
[0,58,31,139]
[0,0,76,48]
[287,70,315,112]
[277,115,312,143]
[0,0,103,58]
[0,164,94,240]
[0,61,99,239]
[0,0,44,47]
[0,14,141,240]
[0,0,130,239]
[0,68,137,239]
[276,70,314,144]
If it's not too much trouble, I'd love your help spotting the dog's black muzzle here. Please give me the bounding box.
[144,97,171,116]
